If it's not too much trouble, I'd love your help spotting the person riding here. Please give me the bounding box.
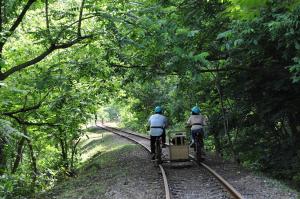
[148,106,168,160]
[186,106,207,150]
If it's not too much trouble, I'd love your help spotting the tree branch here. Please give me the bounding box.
[12,137,26,173]
[0,0,3,72]
[2,90,51,115]
[0,0,95,79]
[0,44,55,80]
[45,0,52,43]
[45,0,49,30]
[9,0,36,33]
[0,0,36,54]
[54,14,98,43]
[0,35,93,81]
[109,63,146,69]
[0,0,3,33]
[77,0,85,37]
[2,103,41,116]
[55,35,92,49]
[109,61,250,74]
[194,67,248,73]
[3,113,57,127]
[22,121,58,127]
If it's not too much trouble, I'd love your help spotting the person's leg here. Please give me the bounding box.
[192,129,197,142]
[199,129,205,156]
[190,129,196,147]
[162,129,166,144]
[161,129,166,148]
[193,129,202,153]
[150,135,156,154]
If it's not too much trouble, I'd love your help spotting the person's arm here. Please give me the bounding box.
[186,116,192,127]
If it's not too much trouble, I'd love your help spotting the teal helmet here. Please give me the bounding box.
[191,106,201,114]
[154,106,162,113]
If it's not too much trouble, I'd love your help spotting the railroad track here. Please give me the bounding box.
[99,124,244,199]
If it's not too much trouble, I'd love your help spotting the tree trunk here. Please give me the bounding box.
[213,131,222,156]
[70,138,80,170]
[215,75,239,163]
[59,137,68,169]
[27,138,37,186]
[0,136,7,175]
[23,126,37,186]
[287,113,300,148]
[12,137,26,173]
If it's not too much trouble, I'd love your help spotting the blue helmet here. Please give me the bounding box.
[191,106,201,114]
[154,106,162,113]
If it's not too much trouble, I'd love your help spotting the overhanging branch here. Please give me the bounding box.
[109,63,146,69]
[1,90,50,115]
[9,0,36,33]
[0,0,36,53]
[0,35,93,81]
[3,113,57,127]
[109,62,250,74]
[3,103,41,115]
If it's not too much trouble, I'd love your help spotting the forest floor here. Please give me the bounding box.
[38,125,299,199]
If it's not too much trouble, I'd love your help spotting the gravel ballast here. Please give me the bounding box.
[41,131,165,199]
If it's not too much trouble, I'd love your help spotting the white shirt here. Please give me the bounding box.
[148,114,168,136]
[187,114,206,130]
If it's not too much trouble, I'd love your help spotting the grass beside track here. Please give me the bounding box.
[40,128,138,199]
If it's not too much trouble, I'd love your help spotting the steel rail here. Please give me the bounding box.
[101,125,243,199]
[189,154,244,199]
[99,125,171,199]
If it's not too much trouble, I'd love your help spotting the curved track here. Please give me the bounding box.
[100,124,244,199]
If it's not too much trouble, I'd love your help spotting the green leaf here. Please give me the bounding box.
[234,39,244,46]
[0,82,6,87]
[176,28,190,35]
[217,30,233,40]
[188,30,199,37]
[193,52,209,62]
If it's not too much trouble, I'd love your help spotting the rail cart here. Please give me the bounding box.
[167,131,192,166]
